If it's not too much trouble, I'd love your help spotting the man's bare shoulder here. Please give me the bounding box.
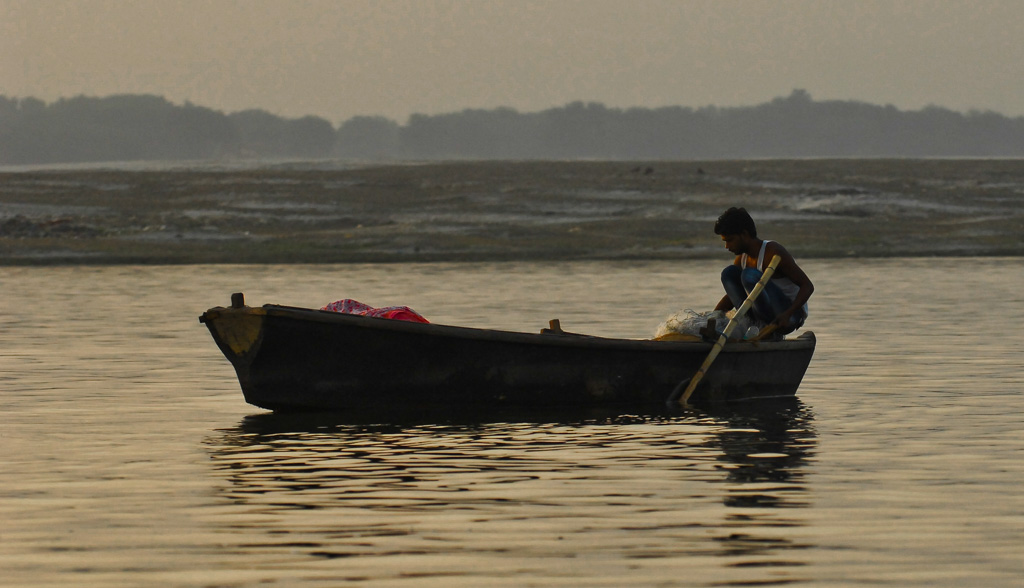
[764,240,794,262]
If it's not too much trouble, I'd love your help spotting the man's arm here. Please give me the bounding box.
[764,242,814,327]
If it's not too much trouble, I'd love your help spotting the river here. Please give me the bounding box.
[2,258,1021,587]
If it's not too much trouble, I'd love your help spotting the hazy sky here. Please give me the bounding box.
[3,0,1023,123]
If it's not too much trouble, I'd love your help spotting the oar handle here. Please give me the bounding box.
[678,255,782,405]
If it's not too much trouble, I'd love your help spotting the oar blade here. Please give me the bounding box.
[665,377,691,406]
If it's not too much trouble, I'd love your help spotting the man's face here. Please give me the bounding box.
[720,232,748,255]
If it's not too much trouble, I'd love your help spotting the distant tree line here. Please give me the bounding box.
[0,94,335,164]
[3,89,1024,164]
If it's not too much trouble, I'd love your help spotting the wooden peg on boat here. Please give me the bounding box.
[699,318,718,341]
[542,319,565,334]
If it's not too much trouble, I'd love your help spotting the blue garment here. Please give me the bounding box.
[721,265,806,333]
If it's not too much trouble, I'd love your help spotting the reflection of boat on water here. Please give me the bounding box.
[204,401,816,566]
[199,294,815,412]
[702,401,815,512]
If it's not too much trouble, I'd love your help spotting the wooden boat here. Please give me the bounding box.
[200,293,815,412]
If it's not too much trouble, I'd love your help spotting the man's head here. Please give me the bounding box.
[714,207,758,255]
[714,207,757,238]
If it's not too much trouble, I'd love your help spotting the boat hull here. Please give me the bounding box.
[201,302,815,412]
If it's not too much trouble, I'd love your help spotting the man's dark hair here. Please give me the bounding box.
[714,207,757,238]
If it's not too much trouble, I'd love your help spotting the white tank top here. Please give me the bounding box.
[740,240,807,314]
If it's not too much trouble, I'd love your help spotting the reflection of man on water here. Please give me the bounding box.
[713,207,814,335]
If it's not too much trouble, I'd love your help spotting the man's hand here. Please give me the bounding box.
[773,309,794,328]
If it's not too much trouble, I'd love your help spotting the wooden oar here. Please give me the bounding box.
[668,255,782,406]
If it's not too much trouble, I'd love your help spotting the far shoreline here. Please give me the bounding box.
[2,250,1021,268]
[3,159,1023,266]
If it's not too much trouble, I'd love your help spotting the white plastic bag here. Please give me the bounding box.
[654,308,756,340]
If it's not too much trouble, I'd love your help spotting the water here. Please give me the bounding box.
[2,259,1022,587]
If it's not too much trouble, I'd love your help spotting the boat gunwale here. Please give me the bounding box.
[251,303,816,354]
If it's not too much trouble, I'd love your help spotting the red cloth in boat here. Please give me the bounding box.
[320,299,429,323]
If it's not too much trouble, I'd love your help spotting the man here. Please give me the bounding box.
[713,207,813,335]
